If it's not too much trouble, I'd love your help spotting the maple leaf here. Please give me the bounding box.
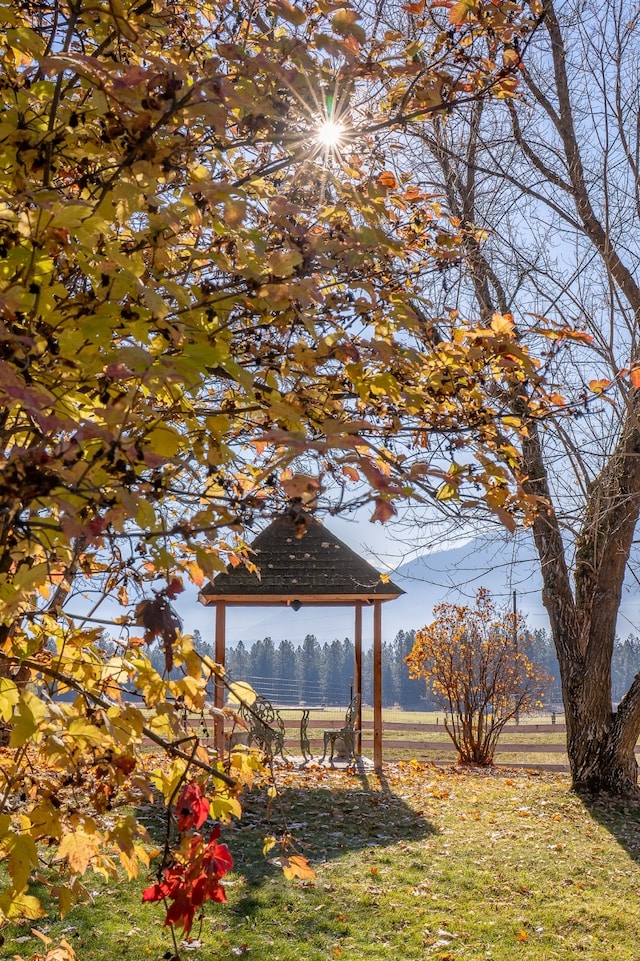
[175,783,210,832]
[134,594,182,671]
[372,499,396,524]
[143,828,232,933]
[56,832,101,875]
[272,854,317,881]
[165,578,184,600]
[203,828,234,876]
[378,171,397,189]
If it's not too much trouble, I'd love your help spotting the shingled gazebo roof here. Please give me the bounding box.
[199,510,404,606]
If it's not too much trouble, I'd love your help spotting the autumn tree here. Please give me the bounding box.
[375,0,640,798]
[406,590,548,764]
[0,0,552,944]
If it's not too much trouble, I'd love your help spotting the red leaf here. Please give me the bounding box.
[134,594,182,671]
[176,783,210,832]
[371,499,396,524]
[165,577,184,600]
[143,828,232,933]
[204,835,234,875]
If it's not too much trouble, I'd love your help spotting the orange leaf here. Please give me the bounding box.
[402,0,426,11]
[342,465,360,481]
[630,367,640,389]
[377,171,397,189]
[187,560,204,588]
[516,929,529,942]
[273,854,317,881]
[449,0,477,25]
[588,378,611,394]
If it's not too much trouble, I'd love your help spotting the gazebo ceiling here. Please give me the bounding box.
[199,509,404,607]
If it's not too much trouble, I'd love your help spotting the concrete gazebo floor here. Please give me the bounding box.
[277,754,374,772]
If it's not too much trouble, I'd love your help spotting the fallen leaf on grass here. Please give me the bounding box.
[271,854,316,881]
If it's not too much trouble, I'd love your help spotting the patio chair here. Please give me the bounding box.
[239,694,286,760]
[320,693,361,763]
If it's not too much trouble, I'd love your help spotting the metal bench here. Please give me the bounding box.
[320,694,361,764]
[239,694,286,760]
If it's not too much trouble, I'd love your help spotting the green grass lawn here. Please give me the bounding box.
[5,764,640,961]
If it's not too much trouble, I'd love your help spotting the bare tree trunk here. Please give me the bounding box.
[412,0,640,794]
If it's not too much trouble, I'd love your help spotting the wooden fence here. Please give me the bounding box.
[311,718,572,769]
[160,710,640,770]
[175,714,581,770]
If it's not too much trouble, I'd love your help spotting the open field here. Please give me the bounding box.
[5,765,640,961]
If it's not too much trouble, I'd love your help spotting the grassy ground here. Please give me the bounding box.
[5,764,640,961]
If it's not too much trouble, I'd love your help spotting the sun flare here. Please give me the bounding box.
[316,119,346,148]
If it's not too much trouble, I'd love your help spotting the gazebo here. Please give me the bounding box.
[198,507,404,769]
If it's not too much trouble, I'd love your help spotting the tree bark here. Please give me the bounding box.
[419,5,640,793]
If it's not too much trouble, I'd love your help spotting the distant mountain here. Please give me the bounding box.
[180,534,549,646]
[381,536,548,638]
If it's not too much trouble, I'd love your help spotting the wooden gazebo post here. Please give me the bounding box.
[373,599,383,770]
[199,510,404,767]
[214,600,226,757]
[354,600,363,757]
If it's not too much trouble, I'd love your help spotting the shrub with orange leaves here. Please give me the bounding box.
[406,589,549,765]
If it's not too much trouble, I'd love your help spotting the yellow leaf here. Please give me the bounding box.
[3,833,38,891]
[262,835,277,855]
[436,482,458,502]
[57,831,101,875]
[0,677,19,722]
[227,681,257,707]
[332,9,366,41]
[273,854,317,881]
[145,425,182,458]
[270,0,306,25]
[209,793,242,823]
[9,691,47,747]
[0,888,46,921]
[490,312,515,336]
[67,718,108,746]
[187,560,205,587]
[268,248,303,278]
[449,0,477,25]
[29,803,62,841]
